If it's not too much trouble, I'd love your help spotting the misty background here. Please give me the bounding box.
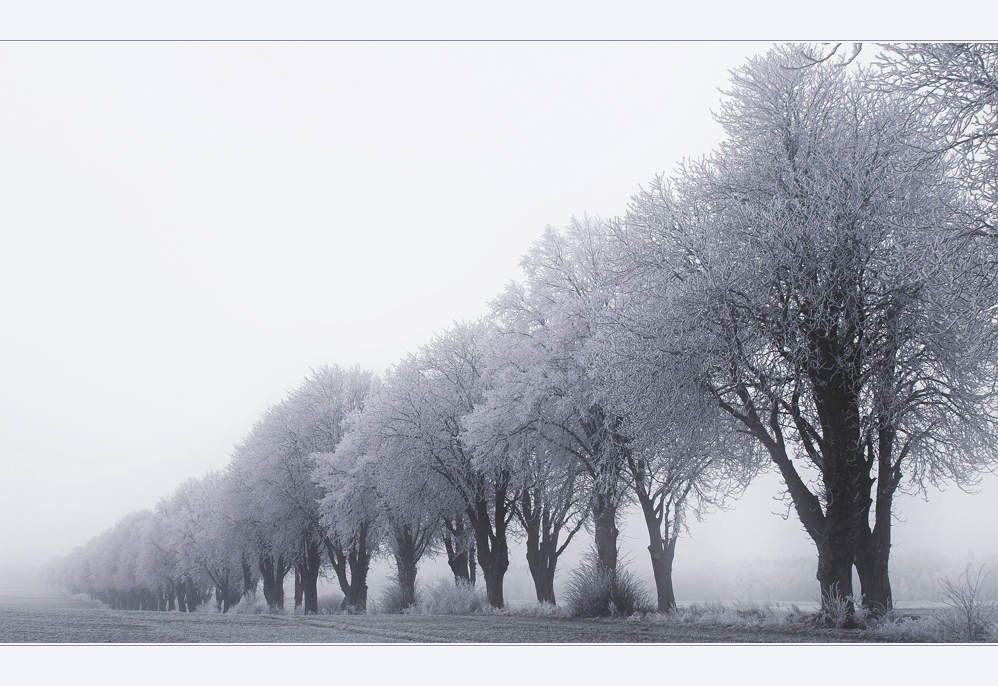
[2,41,996,601]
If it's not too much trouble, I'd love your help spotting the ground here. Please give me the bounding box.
[0,586,901,643]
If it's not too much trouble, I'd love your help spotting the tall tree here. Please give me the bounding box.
[226,365,374,614]
[357,321,515,608]
[619,45,998,617]
[320,396,456,611]
[479,217,628,573]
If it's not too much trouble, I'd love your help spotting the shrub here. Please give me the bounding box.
[817,585,869,629]
[193,599,219,614]
[229,593,272,615]
[415,578,487,615]
[563,553,651,618]
[937,563,998,641]
[375,581,417,615]
[317,592,346,615]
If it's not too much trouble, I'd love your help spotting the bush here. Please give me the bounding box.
[563,553,651,618]
[937,563,998,641]
[818,585,854,629]
[317,592,346,615]
[374,582,417,615]
[229,593,272,615]
[415,578,487,615]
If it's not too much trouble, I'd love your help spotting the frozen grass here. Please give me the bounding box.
[483,600,573,619]
[5,584,994,642]
[563,554,652,618]
[409,578,487,615]
[229,593,271,615]
[637,599,812,631]
[0,606,865,643]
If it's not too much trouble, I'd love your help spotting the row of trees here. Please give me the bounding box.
[46,44,998,621]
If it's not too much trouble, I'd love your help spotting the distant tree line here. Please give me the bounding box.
[43,44,998,624]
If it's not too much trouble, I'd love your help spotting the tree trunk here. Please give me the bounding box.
[259,554,288,612]
[642,515,678,612]
[393,525,423,611]
[521,491,562,605]
[344,544,370,613]
[324,524,373,614]
[300,539,322,615]
[260,555,276,610]
[444,534,471,584]
[815,467,859,626]
[854,422,900,616]
[396,553,418,611]
[274,558,286,611]
[242,558,257,598]
[592,493,618,572]
[854,534,892,615]
[476,540,508,609]
[470,484,511,609]
[294,566,304,611]
[175,579,188,612]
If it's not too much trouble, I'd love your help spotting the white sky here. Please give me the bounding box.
[1,40,996,574]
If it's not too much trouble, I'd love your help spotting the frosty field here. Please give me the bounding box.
[0,586,906,643]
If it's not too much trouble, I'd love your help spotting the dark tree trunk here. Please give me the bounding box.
[324,522,373,614]
[854,425,900,616]
[444,534,471,584]
[175,579,188,612]
[214,570,240,613]
[855,529,892,615]
[260,555,276,610]
[259,554,288,612]
[299,539,322,615]
[469,481,511,609]
[579,403,625,574]
[275,555,287,610]
[476,534,508,609]
[628,449,682,613]
[640,506,678,612]
[592,493,618,572]
[392,523,431,611]
[294,566,304,610]
[241,558,257,598]
[396,556,417,611]
[521,490,572,605]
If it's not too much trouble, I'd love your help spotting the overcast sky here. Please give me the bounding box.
[2,41,996,576]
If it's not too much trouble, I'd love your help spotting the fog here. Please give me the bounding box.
[2,41,996,598]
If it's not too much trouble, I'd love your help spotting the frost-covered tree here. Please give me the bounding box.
[587,329,760,611]
[475,217,628,575]
[464,328,590,605]
[233,365,373,614]
[159,473,244,612]
[313,447,382,613]
[618,45,998,617]
[319,391,457,611]
[356,321,515,608]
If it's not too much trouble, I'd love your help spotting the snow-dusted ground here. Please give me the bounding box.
[0,585,101,610]
[1,606,875,643]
